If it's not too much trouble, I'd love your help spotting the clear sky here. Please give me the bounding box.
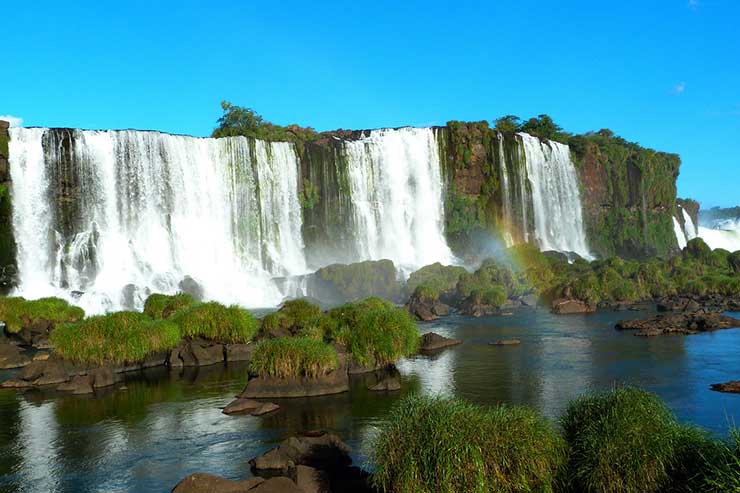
[1,0,738,206]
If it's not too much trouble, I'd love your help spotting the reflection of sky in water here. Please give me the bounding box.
[1,309,740,491]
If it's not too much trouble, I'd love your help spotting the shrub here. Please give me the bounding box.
[172,302,258,343]
[249,336,338,378]
[370,394,565,493]
[260,299,326,340]
[50,311,180,365]
[327,298,419,367]
[411,285,440,303]
[561,387,687,493]
[0,297,84,334]
[405,263,467,297]
[143,293,196,320]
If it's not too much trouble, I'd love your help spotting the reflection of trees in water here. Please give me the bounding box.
[0,390,23,488]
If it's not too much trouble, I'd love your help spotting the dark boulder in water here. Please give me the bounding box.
[172,473,266,493]
[419,332,461,352]
[368,376,401,391]
[616,310,740,336]
[0,343,30,369]
[241,371,349,399]
[710,381,740,393]
[178,275,204,301]
[551,298,596,314]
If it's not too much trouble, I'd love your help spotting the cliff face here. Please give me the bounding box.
[0,120,16,292]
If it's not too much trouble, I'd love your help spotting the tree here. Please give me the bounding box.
[494,115,522,133]
[212,101,264,138]
[519,114,566,141]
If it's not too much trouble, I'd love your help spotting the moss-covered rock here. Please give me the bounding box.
[312,259,401,303]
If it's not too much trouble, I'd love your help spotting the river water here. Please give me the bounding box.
[1,308,739,492]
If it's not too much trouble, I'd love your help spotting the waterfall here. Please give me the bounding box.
[674,217,688,249]
[518,133,591,258]
[343,128,454,272]
[9,128,306,313]
[497,135,514,246]
[698,216,740,252]
[681,208,697,240]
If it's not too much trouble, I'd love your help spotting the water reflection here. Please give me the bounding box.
[0,308,738,491]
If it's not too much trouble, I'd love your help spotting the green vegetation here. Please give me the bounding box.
[316,259,400,302]
[705,429,740,491]
[249,336,338,379]
[0,296,84,334]
[50,311,180,365]
[370,394,565,493]
[172,301,258,344]
[0,184,16,281]
[260,299,327,340]
[326,297,419,367]
[405,263,467,300]
[212,101,318,142]
[143,293,196,320]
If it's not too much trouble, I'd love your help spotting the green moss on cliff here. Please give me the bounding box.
[315,259,400,302]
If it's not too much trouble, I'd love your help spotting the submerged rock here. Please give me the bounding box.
[250,431,352,474]
[251,402,280,416]
[490,339,521,346]
[368,377,401,391]
[419,332,462,352]
[615,311,740,336]
[710,381,740,393]
[222,398,262,415]
[172,473,265,493]
[57,375,94,394]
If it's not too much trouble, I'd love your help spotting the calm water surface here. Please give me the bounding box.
[1,308,739,492]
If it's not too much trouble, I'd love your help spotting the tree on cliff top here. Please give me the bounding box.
[212,101,318,142]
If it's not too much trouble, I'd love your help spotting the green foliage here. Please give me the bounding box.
[50,311,180,365]
[260,299,326,340]
[412,285,440,303]
[300,178,320,210]
[684,237,713,263]
[561,387,697,493]
[370,394,565,493]
[519,114,571,143]
[172,302,258,344]
[405,262,467,297]
[211,101,318,142]
[316,259,400,302]
[0,296,84,334]
[143,293,196,320]
[457,258,523,303]
[327,297,419,367]
[704,429,740,492]
[249,336,338,378]
[493,115,522,133]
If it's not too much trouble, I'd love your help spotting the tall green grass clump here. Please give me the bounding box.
[50,311,180,365]
[561,386,698,493]
[704,428,740,492]
[249,336,338,378]
[172,302,258,344]
[260,299,326,340]
[370,394,565,493]
[327,297,419,367]
[143,293,196,320]
[0,297,85,333]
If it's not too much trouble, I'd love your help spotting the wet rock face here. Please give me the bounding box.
[551,298,596,315]
[172,473,266,493]
[0,343,30,369]
[419,332,462,352]
[616,311,740,336]
[241,370,349,399]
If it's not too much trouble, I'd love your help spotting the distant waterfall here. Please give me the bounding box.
[674,217,688,249]
[518,133,591,258]
[9,128,305,313]
[681,208,697,240]
[343,128,454,272]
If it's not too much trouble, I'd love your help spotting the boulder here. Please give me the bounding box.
[250,432,352,475]
[520,294,539,307]
[490,339,521,346]
[19,358,69,386]
[57,375,94,394]
[33,352,50,361]
[172,473,264,493]
[90,367,116,389]
[251,402,280,416]
[189,340,225,367]
[223,398,262,415]
[408,301,436,321]
[551,298,596,315]
[431,302,450,317]
[250,477,302,493]
[616,311,740,336]
[241,371,349,399]
[226,343,255,363]
[15,318,54,348]
[368,377,401,391]
[179,275,205,301]
[419,332,461,352]
[710,381,740,393]
[294,465,325,493]
[0,343,31,369]
[459,296,500,317]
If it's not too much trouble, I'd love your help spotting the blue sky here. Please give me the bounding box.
[1,0,738,206]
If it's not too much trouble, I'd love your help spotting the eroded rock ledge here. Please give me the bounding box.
[615,311,740,337]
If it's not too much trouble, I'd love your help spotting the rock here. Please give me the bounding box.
[710,381,740,393]
[431,302,450,317]
[250,477,302,493]
[57,375,94,394]
[551,298,596,314]
[419,332,462,352]
[90,367,116,389]
[33,352,50,361]
[226,343,255,362]
[172,473,264,493]
[490,339,521,346]
[179,275,204,301]
[223,398,263,415]
[19,359,69,386]
[294,465,325,493]
[15,318,54,348]
[615,311,740,336]
[0,379,33,389]
[251,402,280,416]
[189,340,225,366]
[0,343,31,369]
[459,296,500,317]
[242,371,349,399]
[520,294,539,307]
[141,351,168,369]
[408,302,436,321]
[250,432,352,474]
[368,377,401,391]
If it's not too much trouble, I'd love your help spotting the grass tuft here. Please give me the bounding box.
[0,297,84,334]
[249,336,338,378]
[172,302,258,344]
[370,394,565,493]
[50,311,180,365]
[143,293,196,320]
[260,299,326,340]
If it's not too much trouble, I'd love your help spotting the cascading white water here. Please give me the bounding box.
[673,216,688,249]
[9,128,306,314]
[698,218,740,252]
[681,208,697,240]
[497,135,514,247]
[344,128,454,272]
[518,133,591,258]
